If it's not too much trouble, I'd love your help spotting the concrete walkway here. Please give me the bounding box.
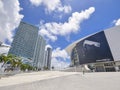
[0,71,77,87]
[0,71,120,90]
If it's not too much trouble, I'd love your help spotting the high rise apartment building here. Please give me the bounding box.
[9,22,46,69]
[33,35,46,69]
[45,47,52,70]
[9,22,38,59]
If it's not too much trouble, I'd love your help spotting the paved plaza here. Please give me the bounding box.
[0,71,120,90]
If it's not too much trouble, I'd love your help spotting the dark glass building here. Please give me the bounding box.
[66,25,120,72]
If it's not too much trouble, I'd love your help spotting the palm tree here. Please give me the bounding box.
[16,59,22,67]
[20,64,26,71]
[0,54,3,62]
[20,64,29,71]
[0,54,9,67]
[0,54,37,72]
[0,54,22,71]
[7,54,22,67]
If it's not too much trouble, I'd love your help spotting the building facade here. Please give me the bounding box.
[47,47,52,69]
[0,41,2,46]
[66,25,120,72]
[44,47,52,70]
[33,35,46,69]
[9,22,46,69]
[9,22,38,59]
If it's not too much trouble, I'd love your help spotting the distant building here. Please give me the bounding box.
[0,41,2,46]
[45,47,52,70]
[33,35,46,69]
[9,22,46,69]
[44,50,48,68]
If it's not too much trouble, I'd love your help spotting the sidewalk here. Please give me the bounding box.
[0,72,120,90]
[0,71,78,87]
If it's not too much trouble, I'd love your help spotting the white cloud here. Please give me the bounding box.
[113,18,120,26]
[0,47,10,55]
[39,7,95,41]
[40,29,57,42]
[0,0,24,43]
[29,0,72,13]
[51,47,70,69]
[52,48,70,60]
[51,58,70,70]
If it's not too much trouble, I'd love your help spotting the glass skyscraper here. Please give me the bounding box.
[33,35,46,69]
[44,47,52,70]
[9,22,46,69]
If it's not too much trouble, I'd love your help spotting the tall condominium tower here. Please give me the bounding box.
[45,47,52,70]
[33,35,46,69]
[0,41,2,46]
[9,22,46,69]
[9,22,38,59]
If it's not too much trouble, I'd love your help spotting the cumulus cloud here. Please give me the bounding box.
[52,48,70,60]
[0,0,24,43]
[29,0,71,13]
[40,29,57,42]
[0,47,10,54]
[113,18,120,26]
[39,7,95,42]
[51,47,70,69]
[51,58,70,70]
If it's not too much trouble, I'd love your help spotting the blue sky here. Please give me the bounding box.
[0,0,120,69]
[19,0,120,48]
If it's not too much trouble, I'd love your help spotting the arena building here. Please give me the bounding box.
[66,25,120,72]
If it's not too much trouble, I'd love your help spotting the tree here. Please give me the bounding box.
[7,54,22,68]
[0,54,23,71]
[52,66,54,70]
[0,54,4,62]
[20,64,27,71]
[44,66,48,70]
[20,63,34,71]
[0,54,37,72]
[0,54,9,67]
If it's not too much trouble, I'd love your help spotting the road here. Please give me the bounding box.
[0,71,120,90]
